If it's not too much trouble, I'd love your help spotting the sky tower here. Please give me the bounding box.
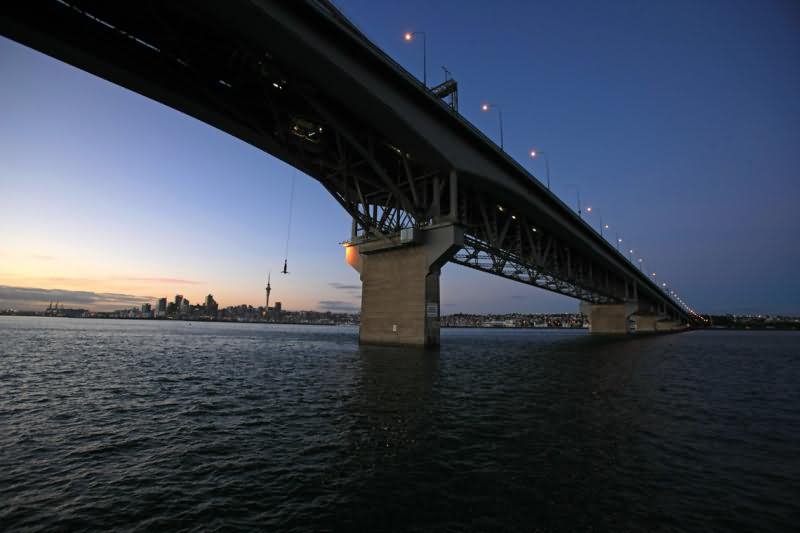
[264,273,272,317]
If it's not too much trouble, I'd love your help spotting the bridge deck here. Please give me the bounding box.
[0,0,695,322]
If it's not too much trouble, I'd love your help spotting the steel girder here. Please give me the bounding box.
[451,191,624,304]
[1,0,640,306]
[2,0,448,239]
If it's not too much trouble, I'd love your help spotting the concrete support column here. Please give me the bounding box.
[346,224,463,347]
[448,169,459,222]
[656,320,684,332]
[633,314,660,333]
[580,301,638,334]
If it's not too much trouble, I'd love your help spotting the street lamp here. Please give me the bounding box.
[616,233,623,251]
[403,31,427,86]
[481,102,504,150]
[637,257,643,271]
[529,149,551,189]
[628,248,634,262]
[584,206,609,237]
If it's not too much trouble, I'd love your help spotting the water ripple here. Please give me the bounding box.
[1,317,798,532]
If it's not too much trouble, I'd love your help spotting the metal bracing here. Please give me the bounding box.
[0,0,693,320]
[3,0,439,242]
[450,190,623,304]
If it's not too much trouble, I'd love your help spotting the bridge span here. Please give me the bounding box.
[1,0,700,346]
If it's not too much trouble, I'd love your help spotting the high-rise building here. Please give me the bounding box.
[205,294,218,317]
[274,301,282,314]
[157,298,167,318]
[174,294,184,309]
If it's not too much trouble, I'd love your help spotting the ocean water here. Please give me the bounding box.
[1,317,798,532]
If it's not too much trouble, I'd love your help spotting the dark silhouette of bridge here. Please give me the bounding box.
[1,0,699,346]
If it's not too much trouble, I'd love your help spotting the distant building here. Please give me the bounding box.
[174,294,184,310]
[274,301,282,314]
[205,294,218,317]
[156,298,167,318]
[44,302,89,318]
[265,273,272,317]
[180,297,190,316]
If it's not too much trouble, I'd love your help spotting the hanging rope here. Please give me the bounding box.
[282,169,296,274]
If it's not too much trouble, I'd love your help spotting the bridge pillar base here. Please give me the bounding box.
[633,314,661,333]
[346,224,463,347]
[656,320,685,332]
[580,302,638,334]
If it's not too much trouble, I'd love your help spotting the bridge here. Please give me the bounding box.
[1,0,700,346]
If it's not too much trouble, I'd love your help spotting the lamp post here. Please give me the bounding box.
[529,149,551,189]
[628,248,634,262]
[637,257,644,271]
[616,233,623,251]
[404,31,427,86]
[584,206,609,237]
[481,102,504,150]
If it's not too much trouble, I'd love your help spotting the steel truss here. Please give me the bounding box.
[452,193,623,304]
[5,0,637,305]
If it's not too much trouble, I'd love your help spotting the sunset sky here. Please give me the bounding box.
[2,0,799,314]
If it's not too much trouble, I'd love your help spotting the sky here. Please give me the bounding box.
[1,0,799,314]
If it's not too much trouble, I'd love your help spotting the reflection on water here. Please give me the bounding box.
[1,317,798,532]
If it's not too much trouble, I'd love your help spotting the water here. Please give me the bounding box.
[1,317,798,532]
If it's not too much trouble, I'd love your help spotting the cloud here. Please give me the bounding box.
[37,277,96,285]
[3,276,203,286]
[317,300,360,313]
[329,282,361,291]
[0,285,155,311]
[114,277,203,285]
[30,254,55,261]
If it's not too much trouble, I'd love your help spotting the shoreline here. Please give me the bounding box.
[1,315,797,331]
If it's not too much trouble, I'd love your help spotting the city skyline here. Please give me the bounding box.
[2,0,799,315]
[0,283,289,314]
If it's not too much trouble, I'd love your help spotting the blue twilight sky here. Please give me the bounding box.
[1,0,799,314]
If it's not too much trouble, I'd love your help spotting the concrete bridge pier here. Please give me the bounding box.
[346,224,464,347]
[656,320,686,332]
[582,301,688,334]
[580,301,639,334]
[633,314,662,333]
[636,315,688,332]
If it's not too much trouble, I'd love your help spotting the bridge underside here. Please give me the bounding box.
[0,0,693,346]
